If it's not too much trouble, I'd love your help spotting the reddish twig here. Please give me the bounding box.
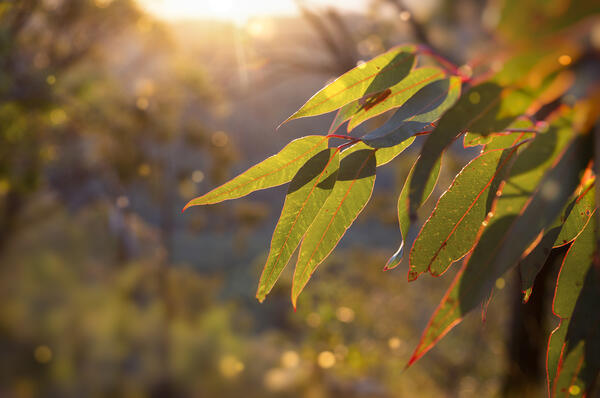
[326,134,358,141]
[338,139,361,150]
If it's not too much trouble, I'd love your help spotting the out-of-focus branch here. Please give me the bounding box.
[294,0,358,74]
[387,0,431,46]
[386,0,458,64]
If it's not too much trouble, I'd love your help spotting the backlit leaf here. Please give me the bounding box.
[282,46,416,124]
[291,148,377,308]
[346,67,445,131]
[256,148,340,302]
[459,132,592,312]
[548,215,599,397]
[363,77,462,148]
[520,181,595,302]
[464,118,535,149]
[183,136,328,208]
[409,147,517,280]
[408,81,531,220]
[384,155,441,270]
[408,114,574,366]
[347,138,416,167]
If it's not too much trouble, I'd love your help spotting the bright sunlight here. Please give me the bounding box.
[139,0,364,22]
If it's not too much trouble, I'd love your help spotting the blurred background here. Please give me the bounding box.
[0,1,597,397]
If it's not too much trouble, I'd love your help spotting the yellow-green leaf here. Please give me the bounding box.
[407,114,574,367]
[347,67,445,131]
[291,148,377,308]
[183,136,328,208]
[256,148,340,302]
[282,46,416,124]
[363,77,462,149]
[548,214,599,397]
[520,181,595,302]
[385,155,441,270]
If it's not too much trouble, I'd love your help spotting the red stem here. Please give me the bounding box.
[327,134,358,141]
[338,139,361,150]
[417,45,462,77]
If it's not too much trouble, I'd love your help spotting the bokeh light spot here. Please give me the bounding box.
[335,306,355,323]
[34,345,52,363]
[211,131,229,147]
[50,109,67,125]
[388,337,402,350]
[495,278,505,290]
[116,196,129,208]
[280,350,299,368]
[558,54,572,66]
[138,163,151,177]
[317,351,336,368]
[192,170,205,183]
[306,312,321,328]
[469,92,481,104]
[136,97,149,110]
[399,11,411,21]
[219,355,245,378]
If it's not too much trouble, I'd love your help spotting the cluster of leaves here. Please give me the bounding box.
[185,10,600,398]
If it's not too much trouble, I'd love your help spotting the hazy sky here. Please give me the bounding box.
[139,0,367,22]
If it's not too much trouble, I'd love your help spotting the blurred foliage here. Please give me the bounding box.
[1,0,598,397]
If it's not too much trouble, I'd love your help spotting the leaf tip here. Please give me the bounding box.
[277,113,297,130]
[182,200,194,213]
[407,270,419,282]
[256,292,266,303]
[405,354,419,370]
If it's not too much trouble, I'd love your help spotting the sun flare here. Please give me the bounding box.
[140,0,297,23]
[139,0,365,22]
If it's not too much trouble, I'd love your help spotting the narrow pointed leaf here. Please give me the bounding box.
[409,147,517,280]
[347,138,416,167]
[256,148,340,302]
[554,181,595,247]
[283,46,416,123]
[329,102,361,133]
[408,115,573,366]
[347,67,445,131]
[407,260,469,366]
[183,136,328,208]
[291,149,377,307]
[408,82,531,220]
[385,155,441,270]
[520,182,595,302]
[363,77,462,148]
[464,119,536,149]
[548,215,599,397]
[459,132,592,311]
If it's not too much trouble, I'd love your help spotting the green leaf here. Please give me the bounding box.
[282,45,417,124]
[464,119,536,149]
[329,102,361,133]
[554,181,595,247]
[406,261,469,366]
[256,148,340,302]
[384,155,441,270]
[183,136,328,208]
[346,138,416,167]
[409,147,517,280]
[291,148,377,308]
[407,115,574,366]
[459,132,592,312]
[520,181,595,302]
[408,81,530,220]
[346,67,446,131]
[548,215,599,397]
[363,77,462,148]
